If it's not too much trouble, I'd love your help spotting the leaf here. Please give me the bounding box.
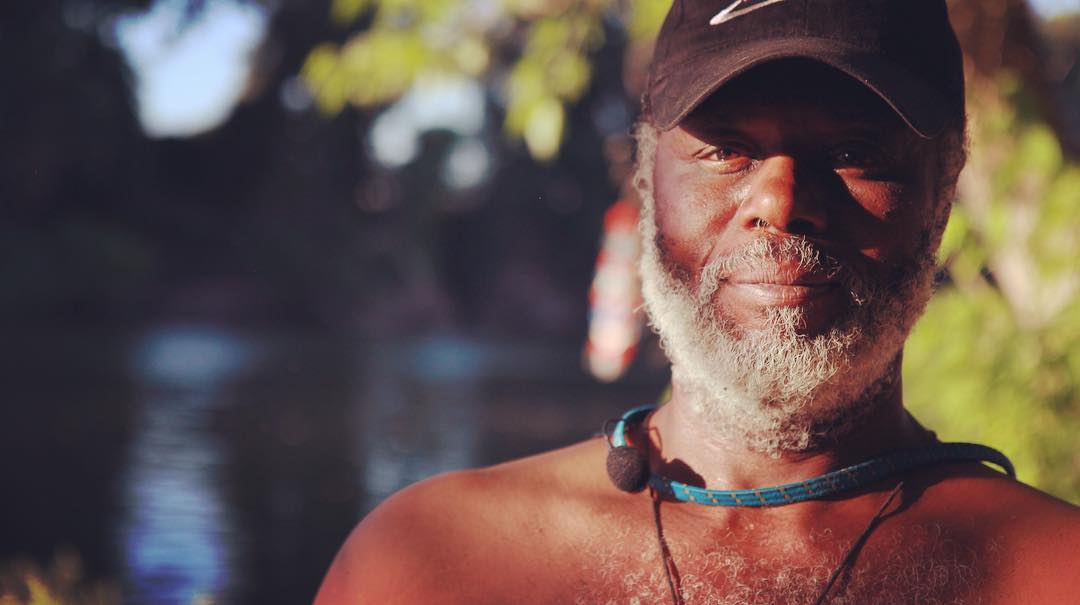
[339,29,430,106]
[300,43,349,114]
[452,36,491,76]
[330,0,375,26]
[547,51,591,100]
[523,96,565,161]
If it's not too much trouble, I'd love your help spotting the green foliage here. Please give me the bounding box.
[302,0,484,114]
[503,13,600,159]
[302,0,668,161]
[905,71,1080,503]
[906,290,1080,499]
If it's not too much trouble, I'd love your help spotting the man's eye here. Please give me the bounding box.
[711,147,743,160]
[831,144,889,173]
[703,146,753,172]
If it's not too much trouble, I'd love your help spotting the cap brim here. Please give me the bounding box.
[649,37,951,138]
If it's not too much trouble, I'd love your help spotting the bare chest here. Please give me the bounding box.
[515,522,1003,605]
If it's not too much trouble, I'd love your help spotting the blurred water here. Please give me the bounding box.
[1,323,666,604]
[121,326,260,604]
[357,338,485,508]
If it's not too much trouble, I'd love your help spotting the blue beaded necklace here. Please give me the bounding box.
[608,404,1015,507]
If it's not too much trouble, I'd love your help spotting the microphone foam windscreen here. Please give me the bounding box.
[606,445,650,493]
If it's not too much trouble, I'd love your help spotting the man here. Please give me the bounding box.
[316,1,1080,603]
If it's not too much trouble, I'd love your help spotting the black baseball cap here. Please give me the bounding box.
[646,0,965,138]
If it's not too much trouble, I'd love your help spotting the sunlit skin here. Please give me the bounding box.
[315,65,1080,605]
[652,65,938,337]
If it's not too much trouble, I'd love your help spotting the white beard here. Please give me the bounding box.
[634,128,940,455]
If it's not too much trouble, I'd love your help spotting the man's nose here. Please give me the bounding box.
[733,155,827,236]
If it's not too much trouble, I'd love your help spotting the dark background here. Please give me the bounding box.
[1,1,668,603]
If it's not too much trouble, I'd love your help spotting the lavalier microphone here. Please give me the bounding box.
[603,405,654,493]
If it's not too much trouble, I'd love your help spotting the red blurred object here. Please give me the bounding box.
[585,199,644,381]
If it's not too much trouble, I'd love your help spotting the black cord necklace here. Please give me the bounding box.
[603,405,1016,604]
[648,480,905,605]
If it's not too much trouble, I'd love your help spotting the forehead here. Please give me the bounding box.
[680,60,914,141]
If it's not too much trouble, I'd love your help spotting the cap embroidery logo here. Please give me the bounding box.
[710,0,791,26]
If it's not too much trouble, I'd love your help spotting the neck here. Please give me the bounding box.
[646,363,929,493]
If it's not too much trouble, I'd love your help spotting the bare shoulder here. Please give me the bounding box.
[984,480,1080,600]
[313,469,495,605]
[968,474,1080,539]
[926,470,1080,602]
[314,438,613,605]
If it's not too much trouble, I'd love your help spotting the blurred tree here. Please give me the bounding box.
[301,0,667,161]
[906,0,1080,502]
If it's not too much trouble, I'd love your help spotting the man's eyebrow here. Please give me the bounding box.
[827,121,911,147]
[691,125,749,139]
[833,116,905,133]
[681,121,753,141]
[687,119,901,142]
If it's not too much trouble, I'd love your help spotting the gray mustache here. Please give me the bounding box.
[697,237,872,307]
[712,238,841,280]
